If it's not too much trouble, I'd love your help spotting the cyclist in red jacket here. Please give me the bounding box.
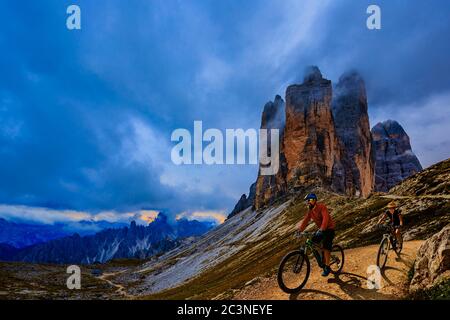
[298,193,336,277]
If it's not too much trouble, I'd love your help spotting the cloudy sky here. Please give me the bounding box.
[0,0,449,225]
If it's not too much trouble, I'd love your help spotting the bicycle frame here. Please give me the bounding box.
[380,225,397,247]
[381,233,391,249]
[297,232,325,267]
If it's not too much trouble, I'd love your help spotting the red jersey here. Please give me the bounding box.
[299,202,335,231]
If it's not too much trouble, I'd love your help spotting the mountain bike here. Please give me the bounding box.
[277,231,345,294]
[376,224,403,269]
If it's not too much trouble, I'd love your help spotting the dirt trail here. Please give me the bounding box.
[233,240,423,300]
[98,271,134,299]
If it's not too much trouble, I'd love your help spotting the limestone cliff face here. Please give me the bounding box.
[372,120,423,192]
[254,95,288,210]
[283,66,353,194]
[332,71,375,197]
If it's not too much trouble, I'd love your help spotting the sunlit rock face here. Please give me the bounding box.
[372,120,423,192]
[283,66,353,195]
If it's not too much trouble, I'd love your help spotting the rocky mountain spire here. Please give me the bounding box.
[283,66,353,194]
[261,94,285,130]
[253,95,288,210]
[371,120,423,191]
[228,95,288,216]
[332,71,375,197]
[228,182,256,218]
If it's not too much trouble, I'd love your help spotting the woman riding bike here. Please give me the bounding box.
[377,201,404,250]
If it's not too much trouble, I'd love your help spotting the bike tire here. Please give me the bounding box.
[329,245,345,275]
[377,238,389,269]
[277,250,310,294]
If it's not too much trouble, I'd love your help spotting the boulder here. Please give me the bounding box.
[409,224,450,294]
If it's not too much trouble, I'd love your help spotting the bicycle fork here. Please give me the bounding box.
[293,249,306,273]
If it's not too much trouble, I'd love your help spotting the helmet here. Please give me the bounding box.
[387,201,397,209]
[304,193,317,201]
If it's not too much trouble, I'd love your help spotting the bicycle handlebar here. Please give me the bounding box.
[295,231,315,238]
[377,223,402,232]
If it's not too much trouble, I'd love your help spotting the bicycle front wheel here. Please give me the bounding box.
[277,250,310,294]
[377,238,389,269]
[329,245,344,275]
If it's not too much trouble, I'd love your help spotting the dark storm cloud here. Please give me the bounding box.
[0,0,448,220]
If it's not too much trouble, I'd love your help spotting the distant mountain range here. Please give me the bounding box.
[0,214,215,264]
[0,217,128,248]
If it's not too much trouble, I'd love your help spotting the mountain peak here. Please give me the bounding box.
[372,120,422,191]
[154,212,168,223]
[261,95,285,130]
[337,70,364,84]
[303,66,323,83]
[372,120,408,138]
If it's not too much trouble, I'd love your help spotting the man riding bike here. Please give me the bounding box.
[377,201,404,249]
[297,193,335,277]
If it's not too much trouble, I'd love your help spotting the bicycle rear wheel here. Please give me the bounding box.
[329,245,344,275]
[377,238,389,269]
[277,250,310,294]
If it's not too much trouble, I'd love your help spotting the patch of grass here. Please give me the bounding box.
[411,279,450,300]
[407,265,415,283]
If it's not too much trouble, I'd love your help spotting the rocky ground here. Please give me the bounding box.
[0,259,146,300]
[0,262,119,300]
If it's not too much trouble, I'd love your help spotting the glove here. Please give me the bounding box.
[315,229,324,238]
[313,230,324,242]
